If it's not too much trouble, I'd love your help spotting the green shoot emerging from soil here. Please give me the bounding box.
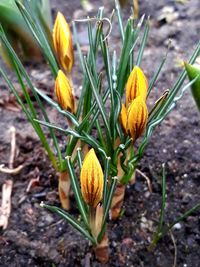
[150,164,200,250]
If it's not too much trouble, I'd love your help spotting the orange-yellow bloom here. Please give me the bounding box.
[126,66,148,106]
[55,70,75,112]
[80,149,104,208]
[126,96,148,142]
[119,103,127,134]
[53,12,74,72]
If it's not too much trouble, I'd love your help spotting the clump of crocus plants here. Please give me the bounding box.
[1,0,200,263]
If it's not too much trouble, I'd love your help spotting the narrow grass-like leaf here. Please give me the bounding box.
[156,41,200,119]
[34,119,81,138]
[41,203,95,244]
[75,20,103,121]
[0,27,64,169]
[97,177,117,242]
[95,120,107,152]
[34,87,80,127]
[81,89,110,133]
[66,157,89,229]
[128,42,200,168]
[76,148,82,170]
[167,203,200,233]
[15,0,58,77]
[148,51,168,97]
[100,36,117,139]
[115,0,124,40]
[151,164,166,246]
[72,21,85,72]
[117,19,133,96]
[136,18,149,66]
[0,67,57,169]
[84,57,112,146]
[103,156,111,207]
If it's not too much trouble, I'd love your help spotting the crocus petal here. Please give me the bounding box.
[53,12,74,72]
[119,103,128,134]
[126,66,148,106]
[80,149,104,208]
[126,95,148,142]
[55,70,75,112]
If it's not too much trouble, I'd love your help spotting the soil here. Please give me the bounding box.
[0,0,200,266]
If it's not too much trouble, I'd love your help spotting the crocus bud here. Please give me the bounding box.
[126,66,148,106]
[127,96,148,142]
[80,149,104,208]
[53,12,74,72]
[55,70,75,112]
[119,103,127,133]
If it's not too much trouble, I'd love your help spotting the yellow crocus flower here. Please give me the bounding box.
[53,12,74,72]
[80,149,104,208]
[119,103,127,134]
[126,95,148,142]
[55,70,75,113]
[126,66,148,106]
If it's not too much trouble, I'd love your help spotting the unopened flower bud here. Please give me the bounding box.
[80,149,104,208]
[127,96,148,142]
[53,12,74,72]
[119,103,127,133]
[55,70,75,112]
[126,66,148,106]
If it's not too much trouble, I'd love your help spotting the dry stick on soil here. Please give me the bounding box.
[9,126,16,169]
[0,164,24,174]
[169,229,177,267]
[0,126,17,229]
[136,168,153,193]
[26,167,40,193]
[0,180,13,229]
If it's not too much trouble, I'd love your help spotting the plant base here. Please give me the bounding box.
[110,182,125,220]
[93,233,109,264]
[58,171,71,210]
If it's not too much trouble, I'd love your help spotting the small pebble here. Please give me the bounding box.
[141,217,147,223]
[144,191,151,198]
[45,214,54,224]
[173,222,182,230]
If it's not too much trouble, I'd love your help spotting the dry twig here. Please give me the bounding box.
[169,229,177,267]
[0,180,13,229]
[0,164,24,174]
[136,168,153,193]
[9,126,16,169]
[0,126,17,229]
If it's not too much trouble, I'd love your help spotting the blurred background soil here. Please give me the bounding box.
[0,0,200,266]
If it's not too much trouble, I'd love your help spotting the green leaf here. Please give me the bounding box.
[34,119,81,138]
[34,87,80,127]
[115,0,124,40]
[136,18,150,66]
[84,57,112,146]
[0,67,57,169]
[15,0,58,77]
[65,157,89,229]
[148,49,169,97]
[98,176,117,242]
[0,26,63,170]
[151,164,166,246]
[41,203,95,244]
[185,62,200,111]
